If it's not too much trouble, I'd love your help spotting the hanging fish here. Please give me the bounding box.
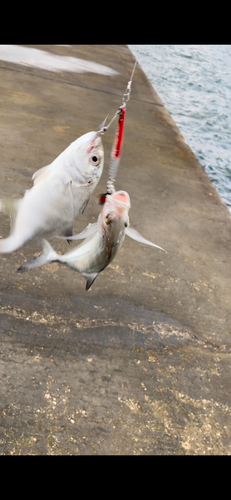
[17,190,165,290]
[0,130,104,253]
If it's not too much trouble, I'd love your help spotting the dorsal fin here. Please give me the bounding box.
[32,165,50,185]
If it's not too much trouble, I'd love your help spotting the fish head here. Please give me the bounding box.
[77,131,104,181]
[100,191,131,249]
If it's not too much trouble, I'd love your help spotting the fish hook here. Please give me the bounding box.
[96,59,137,137]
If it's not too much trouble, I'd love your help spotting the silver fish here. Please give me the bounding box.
[17,191,165,290]
[0,130,104,253]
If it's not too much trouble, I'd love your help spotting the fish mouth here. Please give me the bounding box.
[106,190,131,210]
[101,191,130,225]
[89,134,102,150]
[78,131,103,155]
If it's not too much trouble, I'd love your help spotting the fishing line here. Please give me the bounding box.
[98,59,137,204]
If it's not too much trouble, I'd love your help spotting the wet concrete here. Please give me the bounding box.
[0,44,231,454]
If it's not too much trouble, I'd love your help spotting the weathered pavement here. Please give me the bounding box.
[0,45,231,454]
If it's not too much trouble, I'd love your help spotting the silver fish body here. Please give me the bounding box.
[0,131,104,253]
[58,191,131,287]
[17,191,165,290]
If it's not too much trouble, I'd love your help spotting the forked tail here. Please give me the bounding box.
[17,239,58,272]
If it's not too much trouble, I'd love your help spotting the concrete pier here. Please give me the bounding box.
[0,45,231,454]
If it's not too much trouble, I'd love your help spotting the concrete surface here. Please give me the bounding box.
[0,44,231,454]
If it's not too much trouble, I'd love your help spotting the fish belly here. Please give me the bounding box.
[60,235,107,275]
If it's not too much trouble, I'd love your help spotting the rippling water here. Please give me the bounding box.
[129,45,231,211]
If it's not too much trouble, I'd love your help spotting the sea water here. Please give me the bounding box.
[129,45,231,211]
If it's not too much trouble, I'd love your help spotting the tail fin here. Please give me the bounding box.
[17,239,58,273]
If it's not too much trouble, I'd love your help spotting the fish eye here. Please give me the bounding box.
[90,153,100,166]
[124,222,128,227]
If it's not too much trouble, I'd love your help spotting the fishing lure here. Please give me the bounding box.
[99,60,137,203]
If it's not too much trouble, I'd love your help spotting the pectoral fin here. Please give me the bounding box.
[57,223,98,241]
[126,227,165,252]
